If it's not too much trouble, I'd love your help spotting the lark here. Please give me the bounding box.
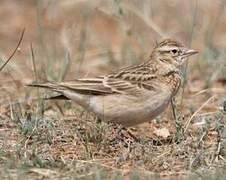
[28,39,198,126]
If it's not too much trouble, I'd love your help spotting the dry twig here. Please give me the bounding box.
[0,28,25,72]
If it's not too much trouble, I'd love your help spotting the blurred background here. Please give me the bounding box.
[0,0,226,91]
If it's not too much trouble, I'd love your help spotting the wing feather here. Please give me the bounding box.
[28,63,158,96]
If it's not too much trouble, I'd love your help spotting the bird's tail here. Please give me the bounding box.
[27,82,69,100]
[27,82,59,90]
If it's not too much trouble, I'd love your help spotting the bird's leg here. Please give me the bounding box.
[108,123,125,144]
[110,123,139,142]
[171,97,184,143]
[121,127,139,142]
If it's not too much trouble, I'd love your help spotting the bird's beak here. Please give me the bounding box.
[184,48,198,57]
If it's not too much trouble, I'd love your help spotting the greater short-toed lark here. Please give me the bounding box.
[28,39,198,126]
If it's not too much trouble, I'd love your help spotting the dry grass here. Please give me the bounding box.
[0,0,226,179]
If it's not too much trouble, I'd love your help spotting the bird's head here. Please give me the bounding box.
[151,39,198,68]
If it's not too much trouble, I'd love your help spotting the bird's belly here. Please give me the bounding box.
[88,91,171,126]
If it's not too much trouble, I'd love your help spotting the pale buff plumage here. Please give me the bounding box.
[28,39,198,126]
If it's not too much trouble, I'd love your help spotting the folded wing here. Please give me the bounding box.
[27,63,158,96]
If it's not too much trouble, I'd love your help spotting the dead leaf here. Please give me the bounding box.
[153,127,170,138]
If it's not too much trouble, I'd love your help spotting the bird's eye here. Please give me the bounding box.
[171,49,178,54]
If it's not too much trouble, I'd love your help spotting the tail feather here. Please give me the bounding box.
[27,82,69,100]
[27,80,113,95]
[27,82,62,91]
[44,94,69,100]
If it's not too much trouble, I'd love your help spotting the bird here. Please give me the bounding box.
[27,39,198,127]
